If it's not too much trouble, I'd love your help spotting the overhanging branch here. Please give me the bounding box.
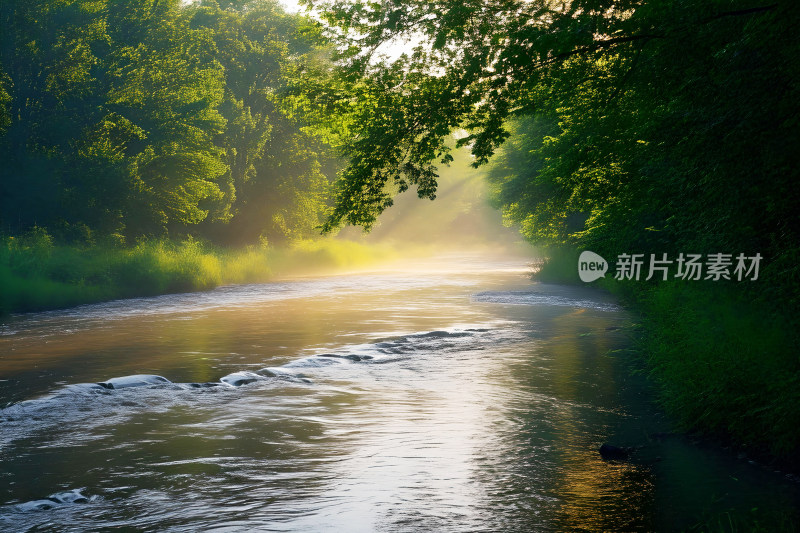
[700,3,778,24]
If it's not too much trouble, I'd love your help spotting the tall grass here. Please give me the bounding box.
[0,228,396,315]
[530,246,581,283]
[530,249,800,466]
[631,282,800,463]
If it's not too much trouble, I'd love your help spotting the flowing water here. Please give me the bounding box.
[1,254,798,532]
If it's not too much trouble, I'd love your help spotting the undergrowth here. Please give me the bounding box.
[0,228,396,314]
[532,246,800,467]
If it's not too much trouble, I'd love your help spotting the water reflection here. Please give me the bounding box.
[1,256,797,531]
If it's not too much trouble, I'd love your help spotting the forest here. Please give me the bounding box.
[1,0,338,245]
[2,0,799,476]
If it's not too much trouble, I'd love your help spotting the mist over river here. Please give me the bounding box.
[1,254,797,531]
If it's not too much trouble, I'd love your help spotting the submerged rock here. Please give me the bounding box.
[220,371,262,387]
[17,499,60,511]
[17,489,92,511]
[97,375,171,390]
[258,367,313,384]
[599,443,633,460]
[185,382,224,389]
[416,330,472,338]
[65,383,111,392]
[316,353,367,362]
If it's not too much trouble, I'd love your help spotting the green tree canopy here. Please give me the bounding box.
[0,0,338,245]
[306,0,799,303]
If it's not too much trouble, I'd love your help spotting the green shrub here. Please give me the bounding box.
[626,281,800,461]
[0,235,394,314]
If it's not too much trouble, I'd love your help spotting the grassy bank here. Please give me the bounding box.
[0,228,396,315]
[629,283,800,465]
[534,247,800,468]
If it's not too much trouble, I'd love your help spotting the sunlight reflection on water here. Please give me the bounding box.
[1,254,797,531]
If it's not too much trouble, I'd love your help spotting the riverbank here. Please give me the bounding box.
[534,249,800,475]
[0,230,397,315]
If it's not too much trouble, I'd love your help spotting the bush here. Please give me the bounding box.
[0,235,394,314]
[628,281,800,462]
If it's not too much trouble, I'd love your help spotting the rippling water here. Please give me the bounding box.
[1,254,797,531]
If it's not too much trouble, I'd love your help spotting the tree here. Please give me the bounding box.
[0,0,230,239]
[302,0,797,237]
[0,0,110,234]
[306,0,800,301]
[103,0,229,236]
[188,0,338,245]
[0,0,338,244]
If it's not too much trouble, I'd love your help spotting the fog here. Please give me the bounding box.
[337,147,531,257]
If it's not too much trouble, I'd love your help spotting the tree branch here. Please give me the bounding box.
[700,4,778,24]
[525,33,663,72]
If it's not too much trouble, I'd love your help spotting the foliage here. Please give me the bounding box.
[626,281,800,462]
[305,0,800,305]
[306,0,800,462]
[0,0,336,244]
[302,0,649,228]
[189,0,338,245]
[0,228,394,314]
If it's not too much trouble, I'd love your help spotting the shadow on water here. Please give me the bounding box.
[1,255,798,531]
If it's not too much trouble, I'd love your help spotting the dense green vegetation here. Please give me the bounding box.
[0,226,395,314]
[537,247,800,467]
[1,0,335,245]
[488,1,800,465]
[306,0,800,464]
[634,283,798,460]
[0,0,365,313]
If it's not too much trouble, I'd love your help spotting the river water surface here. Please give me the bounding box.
[1,254,798,531]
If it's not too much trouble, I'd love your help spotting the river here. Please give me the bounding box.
[1,254,797,531]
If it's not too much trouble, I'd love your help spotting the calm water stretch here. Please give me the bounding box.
[1,254,797,531]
